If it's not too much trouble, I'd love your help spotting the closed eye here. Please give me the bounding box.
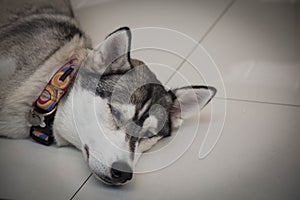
[111,107,120,119]
[109,104,121,120]
[144,130,155,138]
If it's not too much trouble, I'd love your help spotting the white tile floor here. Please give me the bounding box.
[1,0,300,199]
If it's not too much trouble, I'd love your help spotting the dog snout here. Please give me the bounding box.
[111,161,133,183]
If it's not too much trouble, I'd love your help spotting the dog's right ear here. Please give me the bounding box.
[169,86,217,128]
[95,27,132,74]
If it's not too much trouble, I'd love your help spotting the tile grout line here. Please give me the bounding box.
[163,39,199,85]
[164,0,237,86]
[163,0,300,109]
[69,173,93,200]
[215,96,300,108]
[197,0,237,44]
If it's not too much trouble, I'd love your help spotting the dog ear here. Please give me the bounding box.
[97,27,132,74]
[169,86,216,128]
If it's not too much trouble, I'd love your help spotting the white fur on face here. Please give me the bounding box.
[134,136,163,165]
[171,116,183,129]
[131,115,162,164]
[143,115,158,130]
[56,78,166,179]
[138,99,151,119]
[58,80,134,179]
[110,103,136,120]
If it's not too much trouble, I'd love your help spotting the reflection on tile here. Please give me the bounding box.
[166,44,226,98]
[0,139,90,200]
[73,99,300,200]
[73,0,231,46]
[198,0,300,105]
[131,48,182,84]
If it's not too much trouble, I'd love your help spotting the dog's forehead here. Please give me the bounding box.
[109,63,169,104]
[93,58,171,103]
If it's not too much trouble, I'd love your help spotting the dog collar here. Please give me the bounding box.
[29,58,79,145]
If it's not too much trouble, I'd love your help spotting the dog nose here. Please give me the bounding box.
[111,162,133,183]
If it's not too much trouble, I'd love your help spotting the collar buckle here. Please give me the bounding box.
[28,104,57,127]
[29,104,57,146]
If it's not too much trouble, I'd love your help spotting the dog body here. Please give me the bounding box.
[0,6,90,138]
[0,6,216,185]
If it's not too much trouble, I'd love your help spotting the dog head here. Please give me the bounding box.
[58,27,216,185]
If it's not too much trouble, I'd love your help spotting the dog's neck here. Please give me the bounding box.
[0,35,88,143]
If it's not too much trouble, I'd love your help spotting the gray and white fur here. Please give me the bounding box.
[0,4,216,185]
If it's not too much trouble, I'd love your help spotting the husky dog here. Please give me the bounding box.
[0,5,216,185]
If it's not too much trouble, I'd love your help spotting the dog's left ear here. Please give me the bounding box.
[169,86,217,128]
[98,27,132,74]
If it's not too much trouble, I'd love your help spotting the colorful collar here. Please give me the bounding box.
[28,58,79,145]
